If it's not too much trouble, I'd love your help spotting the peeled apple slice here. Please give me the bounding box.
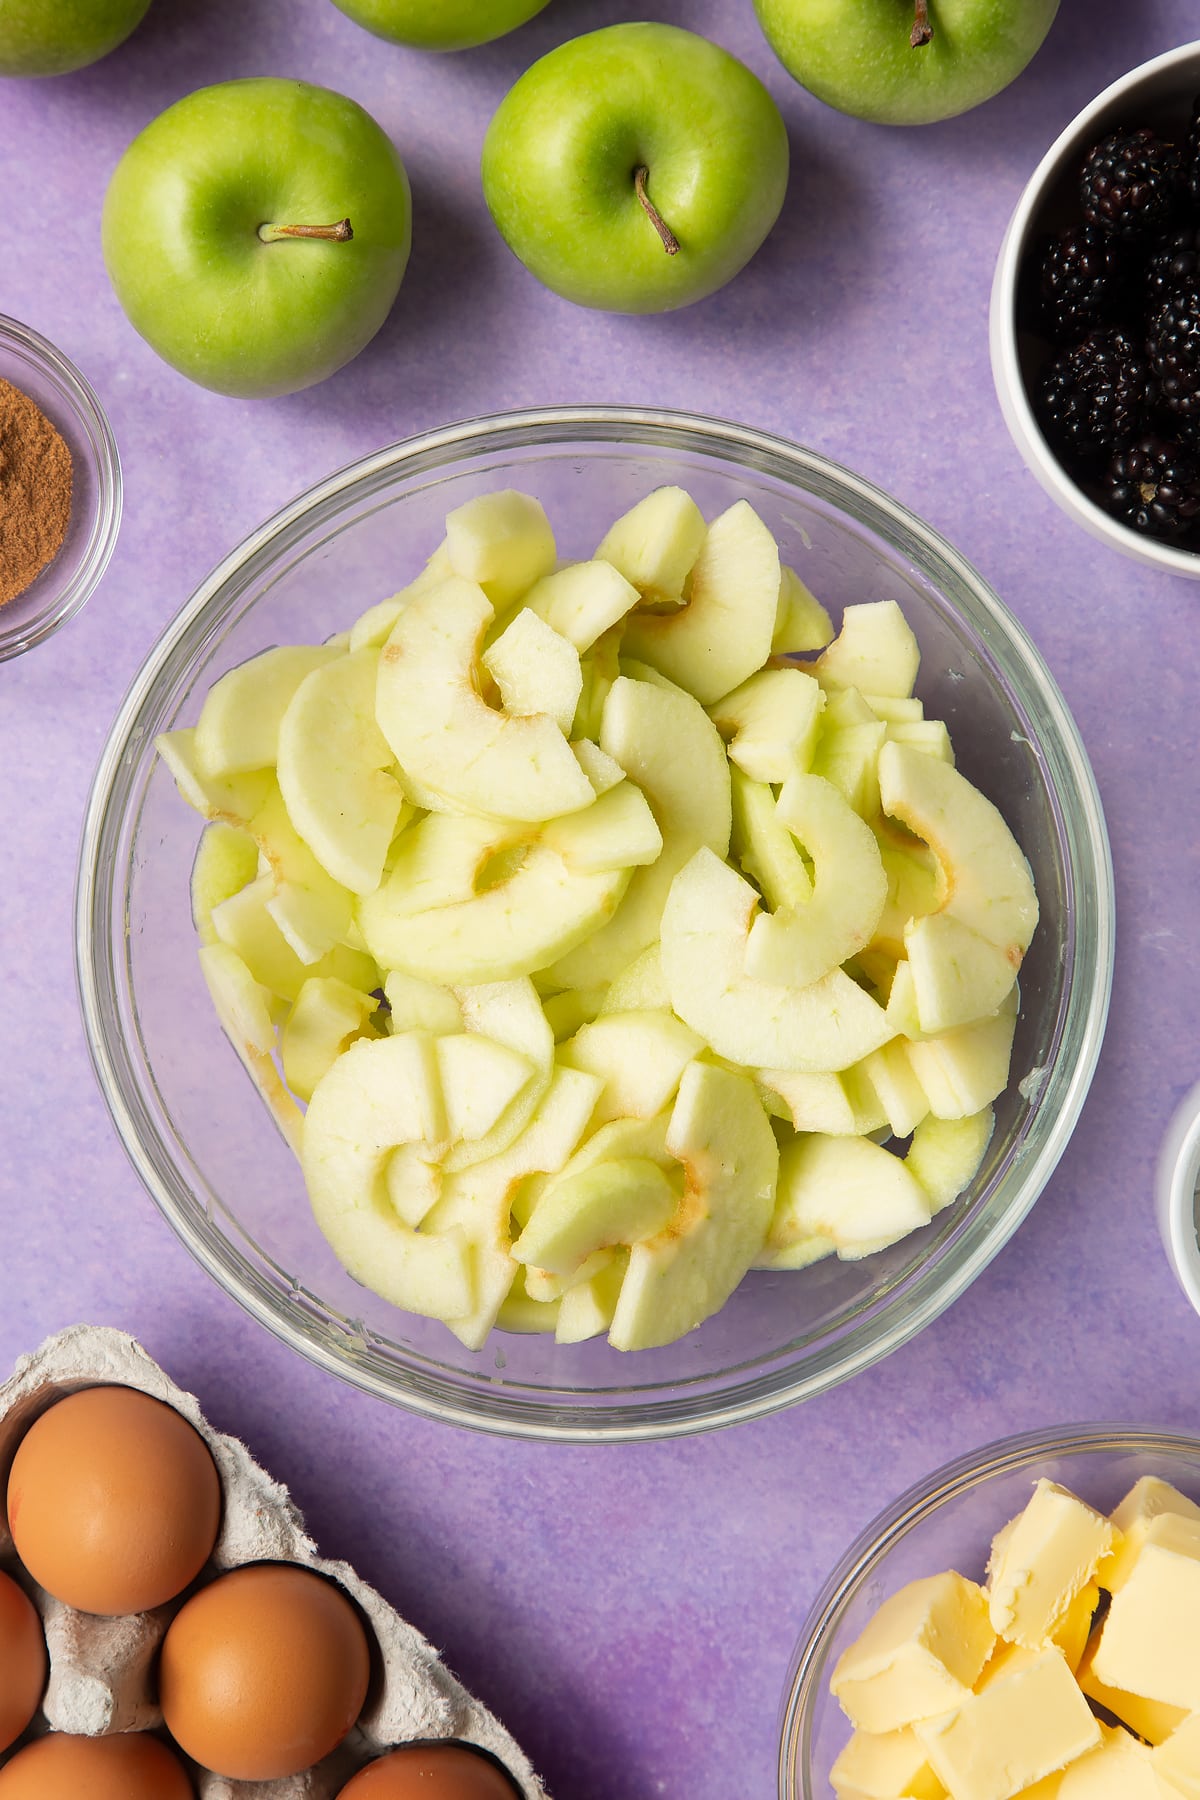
[523,559,640,651]
[593,485,706,605]
[281,975,378,1103]
[375,576,595,823]
[441,976,555,1172]
[904,911,1019,1034]
[709,666,823,784]
[660,848,892,1073]
[608,1061,779,1352]
[905,987,1019,1120]
[276,649,407,896]
[558,1009,703,1126]
[905,1108,995,1211]
[443,489,556,609]
[744,773,888,989]
[513,1158,678,1277]
[191,822,258,946]
[199,942,303,1157]
[772,564,834,655]
[622,500,781,705]
[156,729,273,826]
[814,600,921,699]
[730,768,813,912]
[251,784,355,966]
[481,608,582,738]
[761,1131,932,1266]
[193,644,339,776]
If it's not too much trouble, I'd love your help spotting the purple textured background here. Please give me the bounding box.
[3,3,1200,1796]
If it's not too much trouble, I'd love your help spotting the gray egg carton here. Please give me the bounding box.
[0,1325,544,1800]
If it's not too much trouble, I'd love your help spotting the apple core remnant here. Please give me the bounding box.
[0,378,73,608]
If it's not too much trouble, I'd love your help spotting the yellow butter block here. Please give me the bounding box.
[1091,1515,1200,1712]
[1049,1584,1101,1674]
[1077,1626,1187,1747]
[831,1572,997,1734]
[1153,1711,1200,1798]
[1098,1478,1200,1595]
[915,1646,1100,1800]
[831,1726,947,1799]
[1056,1723,1163,1798]
[988,1481,1115,1649]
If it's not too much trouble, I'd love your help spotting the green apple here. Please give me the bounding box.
[328,0,551,52]
[481,23,790,314]
[753,0,1059,127]
[0,0,151,76]
[102,79,411,398]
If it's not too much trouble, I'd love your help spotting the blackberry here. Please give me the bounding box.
[1037,329,1153,463]
[1101,433,1200,540]
[1035,223,1131,342]
[1143,222,1200,314]
[1147,279,1200,428]
[1080,127,1185,241]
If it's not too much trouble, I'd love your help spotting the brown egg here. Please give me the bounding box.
[6,1386,221,1615]
[159,1562,371,1779]
[0,1570,45,1753]
[0,1731,193,1798]
[336,1745,521,1798]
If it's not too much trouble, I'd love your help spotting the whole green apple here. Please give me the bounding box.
[0,0,152,77]
[753,0,1059,125]
[481,23,790,314]
[102,79,411,399]
[328,0,551,52]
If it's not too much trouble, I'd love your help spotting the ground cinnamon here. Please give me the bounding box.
[0,378,73,608]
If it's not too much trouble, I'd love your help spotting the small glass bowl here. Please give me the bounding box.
[76,406,1113,1441]
[778,1424,1200,1799]
[0,314,122,660]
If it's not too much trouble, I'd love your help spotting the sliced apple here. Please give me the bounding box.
[383,970,464,1036]
[281,975,379,1102]
[348,544,454,653]
[198,942,304,1157]
[541,779,662,874]
[495,1271,561,1335]
[555,1251,629,1344]
[888,718,953,763]
[572,738,624,795]
[276,648,407,896]
[622,501,781,704]
[211,874,378,1005]
[524,559,640,650]
[905,987,1019,1120]
[709,666,823,784]
[661,848,891,1073]
[730,767,813,911]
[744,774,888,989]
[156,729,273,826]
[772,564,834,655]
[812,719,887,818]
[608,1060,779,1351]
[191,822,258,947]
[872,833,945,958]
[524,1248,613,1303]
[514,1157,678,1277]
[594,485,706,605]
[444,489,556,609]
[904,911,1019,1034]
[376,576,594,823]
[546,673,731,988]
[878,739,1039,960]
[482,608,582,738]
[763,1131,932,1265]
[599,944,671,1015]
[436,1032,535,1148]
[571,624,623,741]
[855,1039,931,1139]
[250,784,356,965]
[542,987,607,1041]
[442,975,555,1171]
[757,1067,886,1136]
[814,600,920,699]
[193,644,340,777]
[558,1009,703,1126]
[905,1108,995,1211]
[865,694,924,724]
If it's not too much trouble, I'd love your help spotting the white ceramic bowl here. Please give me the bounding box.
[990,41,1200,577]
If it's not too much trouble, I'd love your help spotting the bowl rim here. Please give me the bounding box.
[990,39,1200,577]
[0,312,123,660]
[75,403,1115,1441]
[776,1420,1200,1799]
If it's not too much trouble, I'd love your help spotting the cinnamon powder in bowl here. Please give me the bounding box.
[0,316,121,661]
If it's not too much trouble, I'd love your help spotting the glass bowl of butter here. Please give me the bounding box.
[778,1424,1200,1800]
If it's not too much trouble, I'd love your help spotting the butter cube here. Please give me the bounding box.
[1098,1478,1200,1594]
[988,1481,1115,1648]
[831,1726,946,1799]
[1055,1724,1163,1798]
[1153,1711,1200,1798]
[1077,1626,1187,1747]
[1049,1584,1101,1673]
[915,1647,1100,1800]
[1091,1514,1200,1711]
[831,1572,997,1734]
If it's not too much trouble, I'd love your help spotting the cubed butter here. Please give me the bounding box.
[988,1481,1115,1649]
[1077,1626,1187,1747]
[914,1646,1100,1800]
[831,1726,946,1799]
[1091,1514,1200,1711]
[1153,1711,1200,1798]
[1049,1584,1101,1674]
[831,1572,997,1734]
[1098,1478,1200,1594]
[1056,1724,1162,1799]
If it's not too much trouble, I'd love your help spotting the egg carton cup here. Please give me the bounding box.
[0,1325,545,1799]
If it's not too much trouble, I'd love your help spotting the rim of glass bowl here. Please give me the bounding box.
[776,1422,1200,1799]
[0,313,122,661]
[74,405,1115,1443]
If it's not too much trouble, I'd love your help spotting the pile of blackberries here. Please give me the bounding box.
[1031,107,1200,547]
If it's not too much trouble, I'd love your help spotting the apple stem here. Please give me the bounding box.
[910,0,932,46]
[634,167,680,257]
[257,218,354,244]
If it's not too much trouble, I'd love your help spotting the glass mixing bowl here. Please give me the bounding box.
[75,406,1113,1441]
[778,1423,1200,1799]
